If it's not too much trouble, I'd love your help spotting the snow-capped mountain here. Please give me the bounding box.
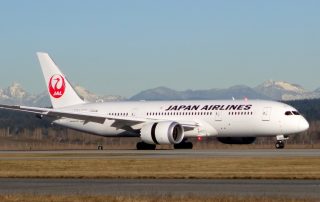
[0,82,32,105]
[0,80,319,106]
[74,86,125,102]
[2,82,29,99]
[130,85,269,101]
[0,83,124,107]
[255,80,320,100]
[254,80,308,100]
[130,81,320,101]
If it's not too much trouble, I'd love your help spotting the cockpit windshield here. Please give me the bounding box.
[285,111,293,115]
[285,111,300,116]
[292,111,300,115]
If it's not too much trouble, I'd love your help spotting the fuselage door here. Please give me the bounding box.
[131,107,138,117]
[215,111,222,121]
[262,107,272,121]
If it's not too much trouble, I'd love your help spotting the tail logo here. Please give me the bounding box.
[48,74,66,98]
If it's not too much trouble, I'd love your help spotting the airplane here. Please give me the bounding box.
[0,52,309,150]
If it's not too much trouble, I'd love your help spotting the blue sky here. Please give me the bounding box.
[0,0,319,96]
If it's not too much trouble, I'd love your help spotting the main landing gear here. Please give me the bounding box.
[174,140,193,149]
[97,144,103,150]
[275,135,288,149]
[136,142,156,150]
[135,141,194,150]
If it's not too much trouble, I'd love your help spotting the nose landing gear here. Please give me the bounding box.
[275,135,288,149]
[97,144,103,150]
[275,141,285,149]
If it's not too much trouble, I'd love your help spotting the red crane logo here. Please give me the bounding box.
[48,74,66,98]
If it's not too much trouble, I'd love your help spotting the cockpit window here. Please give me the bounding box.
[285,111,293,115]
[292,111,300,115]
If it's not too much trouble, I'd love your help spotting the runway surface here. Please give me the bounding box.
[0,150,319,198]
[0,149,319,159]
[0,178,319,198]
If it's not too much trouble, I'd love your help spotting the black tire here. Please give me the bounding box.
[275,141,285,149]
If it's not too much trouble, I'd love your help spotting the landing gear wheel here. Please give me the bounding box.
[275,141,285,149]
[174,142,193,149]
[136,142,156,150]
[97,145,103,150]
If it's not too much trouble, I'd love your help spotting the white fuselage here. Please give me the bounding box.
[53,100,309,138]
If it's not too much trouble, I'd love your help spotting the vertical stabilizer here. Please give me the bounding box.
[37,52,85,108]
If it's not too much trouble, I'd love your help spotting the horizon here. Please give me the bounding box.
[1,79,318,97]
[0,1,319,97]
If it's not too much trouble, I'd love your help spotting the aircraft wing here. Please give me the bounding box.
[0,104,199,129]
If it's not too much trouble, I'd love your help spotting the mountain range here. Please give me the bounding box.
[130,80,320,101]
[0,80,319,106]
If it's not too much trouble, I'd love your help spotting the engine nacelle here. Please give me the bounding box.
[217,137,256,144]
[140,121,184,145]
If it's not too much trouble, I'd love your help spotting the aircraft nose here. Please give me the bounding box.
[299,118,309,132]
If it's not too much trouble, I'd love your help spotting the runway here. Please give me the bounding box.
[0,149,319,159]
[0,178,319,198]
[0,150,319,198]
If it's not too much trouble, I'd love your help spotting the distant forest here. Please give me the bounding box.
[286,99,320,122]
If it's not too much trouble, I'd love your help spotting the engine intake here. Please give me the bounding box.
[140,121,184,145]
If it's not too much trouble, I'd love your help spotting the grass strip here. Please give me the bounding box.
[0,195,317,202]
[0,157,319,179]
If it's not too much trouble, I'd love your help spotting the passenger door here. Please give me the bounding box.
[262,107,272,121]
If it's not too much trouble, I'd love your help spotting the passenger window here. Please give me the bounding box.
[285,111,293,115]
